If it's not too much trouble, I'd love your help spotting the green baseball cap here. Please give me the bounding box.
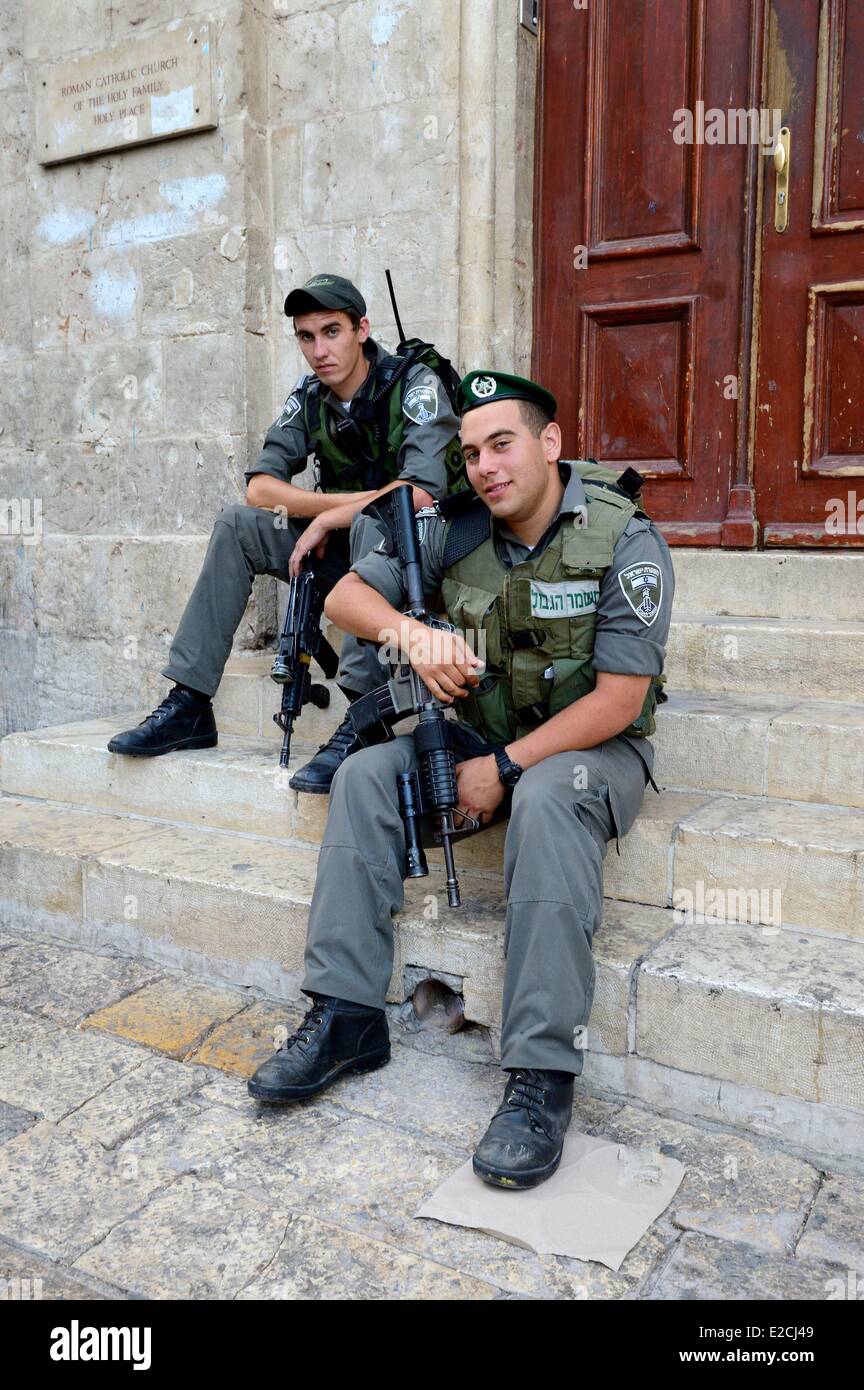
[283,273,367,318]
[457,369,557,419]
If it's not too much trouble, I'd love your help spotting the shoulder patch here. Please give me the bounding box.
[403,379,440,425]
[277,393,302,430]
[618,561,663,626]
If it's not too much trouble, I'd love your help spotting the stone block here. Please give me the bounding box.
[139,228,247,337]
[82,974,252,1058]
[32,342,163,446]
[334,0,459,113]
[23,0,105,61]
[164,331,246,433]
[0,361,34,448]
[0,1025,144,1121]
[796,1175,864,1270]
[302,96,459,226]
[30,244,141,351]
[636,920,864,1107]
[0,1120,167,1262]
[0,946,160,1025]
[673,795,864,936]
[0,88,28,186]
[587,1103,819,1254]
[650,1230,840,1300]
[269,8,338,125]
[672,548,862,622]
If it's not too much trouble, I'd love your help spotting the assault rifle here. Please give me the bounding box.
[271,568,340,769]
[347,483,480,907]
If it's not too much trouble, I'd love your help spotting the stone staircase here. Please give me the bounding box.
[1,550,863,1169]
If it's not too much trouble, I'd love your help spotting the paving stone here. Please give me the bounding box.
[235,1210,499,1300]
[212,1113,672,1299]
[0,1121,169,1262]
[117,1094,345,1190]
[0,949,161,1025]
[72,1175,298,1299]
[651,1230,843,1300]
[0,1002,60,1050]
[584,1104,819,1254]
[187,998,307,1077]
[0,1239,111,1302]
[796,1175,864,1270]
[0,1098,37,1145]
[0,1027,145,1120]
[81,975,253,1059]
[57,1053,210,1148]
[0,940,66,987]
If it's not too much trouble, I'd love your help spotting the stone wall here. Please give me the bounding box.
[0,0,536,735]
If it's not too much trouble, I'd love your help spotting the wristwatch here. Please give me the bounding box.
[491,745,524,788]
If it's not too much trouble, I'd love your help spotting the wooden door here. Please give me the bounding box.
[754,0,864,546]
[534,0,759,544]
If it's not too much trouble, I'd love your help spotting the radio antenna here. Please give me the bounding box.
[385,268,407,347]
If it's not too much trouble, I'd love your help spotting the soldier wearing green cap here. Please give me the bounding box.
[248,367,675,1192]
[107,273,463,791]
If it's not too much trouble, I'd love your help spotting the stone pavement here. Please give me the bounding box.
[0,926,862,1302]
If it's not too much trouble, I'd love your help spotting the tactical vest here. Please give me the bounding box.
[302,340,467,496]
[440,462,667,745]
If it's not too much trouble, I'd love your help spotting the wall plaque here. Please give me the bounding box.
[35,21,216,166]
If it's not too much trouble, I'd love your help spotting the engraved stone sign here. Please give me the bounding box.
[35,21,216,166]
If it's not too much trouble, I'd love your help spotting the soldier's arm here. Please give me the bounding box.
[393,361,461,502]
[502,519,675,768]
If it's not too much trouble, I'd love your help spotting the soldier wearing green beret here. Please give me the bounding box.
[248,369,675,1191]
[107,273,463,793]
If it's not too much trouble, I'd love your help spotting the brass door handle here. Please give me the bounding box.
[773,126,791,231]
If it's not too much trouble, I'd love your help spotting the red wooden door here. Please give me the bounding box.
[534,0,758,544]
[754,0,864,546]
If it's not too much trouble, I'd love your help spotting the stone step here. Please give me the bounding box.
[215,652,349,743]
[666,613,864,702]
[214,610,864,743]
[670,549,862,622]
[1,795,862,1129]
[3,721,863,937]
[655,691,864,809]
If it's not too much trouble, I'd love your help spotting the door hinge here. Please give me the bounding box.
[519,0,540,36]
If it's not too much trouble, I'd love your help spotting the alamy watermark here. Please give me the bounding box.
[672,104,782,152]
[0,497,43,545]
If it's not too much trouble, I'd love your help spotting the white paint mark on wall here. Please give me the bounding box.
[89,268,138,319]
[103,211,190,246]
[151,85,195,136]
[370,9,401,46]
[102,175,228,246]
[160,173,228,214]
[35,207,92,246]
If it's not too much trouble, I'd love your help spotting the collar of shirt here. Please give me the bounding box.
[322,337,385,415]
[494,461,588,566]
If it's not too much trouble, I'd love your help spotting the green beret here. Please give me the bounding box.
[457,369,557,419]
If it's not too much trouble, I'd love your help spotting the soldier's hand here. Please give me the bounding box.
[407,624,484,704]
[288,519,331,577]
[455,756,505,826]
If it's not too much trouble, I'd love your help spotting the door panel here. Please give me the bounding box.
[755,0,864,544]
[534,0,754,543]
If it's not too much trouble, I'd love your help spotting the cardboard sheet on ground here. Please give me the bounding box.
[415,1131,685,1270]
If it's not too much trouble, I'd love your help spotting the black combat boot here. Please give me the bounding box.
[288,691,363,794]
[247,993,390,1102]
[107,685,217,756]
[472,1068,574,1189]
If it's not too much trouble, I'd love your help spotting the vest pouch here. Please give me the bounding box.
[447,584,503,670]
[460,671,517,745]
